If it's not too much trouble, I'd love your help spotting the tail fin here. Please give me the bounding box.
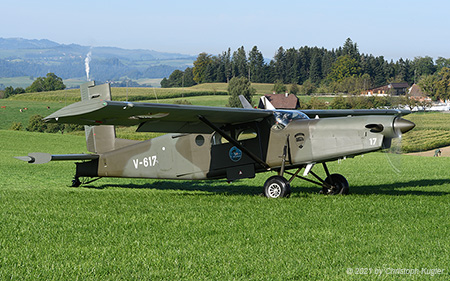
[81,81,116,153]
[238,95,253,109]
[259,96,276,110]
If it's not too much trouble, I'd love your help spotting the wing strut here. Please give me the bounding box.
[198,115,271,170]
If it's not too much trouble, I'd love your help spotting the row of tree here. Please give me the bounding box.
[225,75,425,109]
[162,39,450,96]
[418,67,450,101]
[3,73,65,98]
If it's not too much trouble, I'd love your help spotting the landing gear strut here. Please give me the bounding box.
[263,162,349,198]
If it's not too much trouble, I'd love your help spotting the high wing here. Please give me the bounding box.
[44,99,274,133]
[44,98,411,134]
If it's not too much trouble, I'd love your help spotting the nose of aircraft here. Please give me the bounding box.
[394,117,415,134]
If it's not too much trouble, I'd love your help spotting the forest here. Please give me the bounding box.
[161,38,450,100]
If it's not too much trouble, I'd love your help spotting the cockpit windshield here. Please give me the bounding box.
[273,110,309,129]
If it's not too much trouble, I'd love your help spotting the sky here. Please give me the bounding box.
[3,0,450,60]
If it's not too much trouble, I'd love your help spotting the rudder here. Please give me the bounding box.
[80,81,116,153]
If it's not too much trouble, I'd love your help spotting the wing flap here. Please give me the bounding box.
[301,109,411,118]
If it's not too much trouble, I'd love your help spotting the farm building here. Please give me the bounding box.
[408,83,431,102]
[258,93,300,109]
[363,82,410,96]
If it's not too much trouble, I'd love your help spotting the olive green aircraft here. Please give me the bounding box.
[16,81,415,198]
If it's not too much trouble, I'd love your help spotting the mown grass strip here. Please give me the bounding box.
[1,130,450,279]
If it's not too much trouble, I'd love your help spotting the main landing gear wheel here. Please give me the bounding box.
[322,173,349,195]
[263,175,291,198]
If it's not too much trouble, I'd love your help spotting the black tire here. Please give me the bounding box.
[263,175,291,198]
[71,177,81,187]
[324,173,349,195]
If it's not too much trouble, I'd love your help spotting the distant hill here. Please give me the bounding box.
[0,38,59,49]
[0,37,195,83]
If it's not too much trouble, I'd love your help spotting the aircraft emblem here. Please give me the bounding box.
[229,146,242,162]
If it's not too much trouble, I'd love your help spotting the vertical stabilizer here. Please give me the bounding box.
[80,81,116,153]
[260,96,276,110]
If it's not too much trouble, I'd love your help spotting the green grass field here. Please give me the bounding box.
[1,130,449,280]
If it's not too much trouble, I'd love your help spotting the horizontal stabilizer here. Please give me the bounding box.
[15,153,99,164]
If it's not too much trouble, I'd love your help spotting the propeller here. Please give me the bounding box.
[382,117,415,174]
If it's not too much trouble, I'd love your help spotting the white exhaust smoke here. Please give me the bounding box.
[85,50,92,81]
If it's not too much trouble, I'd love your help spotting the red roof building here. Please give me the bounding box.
[363,82,410,96]
[258,93,300,109]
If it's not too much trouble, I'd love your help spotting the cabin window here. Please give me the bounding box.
[195,135,205,146]
[211,125,258,146]
[237,128,257,141]
[212,131,230,145]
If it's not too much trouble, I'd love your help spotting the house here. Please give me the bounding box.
[408,83,431,102]
[363,82,410,96]
[258,93,300,109]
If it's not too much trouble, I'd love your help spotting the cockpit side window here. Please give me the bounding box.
[272,110,309,130]
[212,131,230,145]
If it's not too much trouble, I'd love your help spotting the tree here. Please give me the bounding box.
[161,69,184,87]
[224,48,232,82]
[3,86,25,98]
[160,77,170,88]
[285,48,300,84]
[183,67,196,87]
[227,77,255,108]
[309,53,322,85]
[232,46,248,78]
[326,55,361,83]
[342,38,360,61]
[418,74,438,100]
[272,47,286,82]
[26,73,66,93]
[436,67,450,101]
[308,97,328,109]
[4,86,15,98]
[330,95,351,109]
[193,53,212,84]
[300,79,316,95]
[289,83,299,95]
[413,56,436,79]
[248,46,266,83]
[161,68,196,88]
[435,57,450,71]
[272,80,287,94]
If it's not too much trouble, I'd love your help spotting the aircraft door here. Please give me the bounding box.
[209,123,265,180]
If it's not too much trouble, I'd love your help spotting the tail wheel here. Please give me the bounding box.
[71,177,81,187]
[323,173,349,195]
[264,175,291,198]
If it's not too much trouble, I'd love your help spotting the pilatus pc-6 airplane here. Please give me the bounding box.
[16,81,415,198]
